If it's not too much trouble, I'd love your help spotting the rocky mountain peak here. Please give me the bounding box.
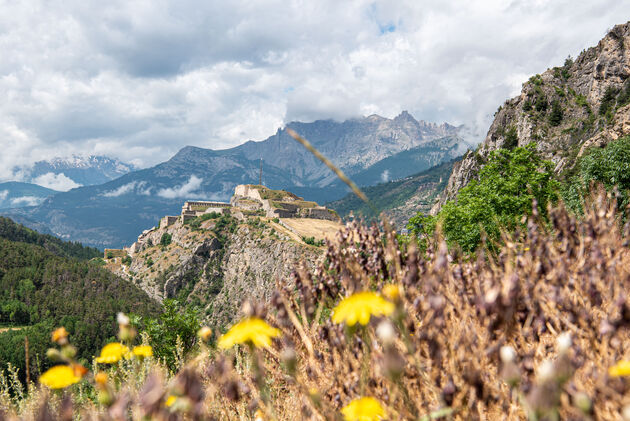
[432,21,630,213]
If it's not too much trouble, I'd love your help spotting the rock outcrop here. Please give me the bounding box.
[107,211,322,328]
[432,21,630,213]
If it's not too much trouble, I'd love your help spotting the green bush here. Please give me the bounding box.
[563,136,630,217]
[160,233,172,247]
[549,100,563,126]
[137,300,200,372]
[408,144,559,253]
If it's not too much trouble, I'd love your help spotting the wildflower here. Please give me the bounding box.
[94,371,108,386]
[95,342,129,364]
[39,365,81,389]
[217,317,281,349]
[132,345,153,358]
[382,284,402,302]
[117,312,130,326]
[609,360,630,377]
[332,291,395,326]
[198,326,213,342]
[165,395,177,407]
[341,396,385,421]
[52,327,69,344]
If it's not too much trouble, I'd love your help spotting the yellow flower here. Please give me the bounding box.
[39,365,80,389]
[132,345,153,358]
[217,317,281,349]
[332,291,395,326]
[165,395,177,407]
[95,342,129,364]
[609,360,630,377]
[341,397,385,421]
[51,327,69,344]
[381,284,402,302]
[94,371,108,385]
[198,326,213,342]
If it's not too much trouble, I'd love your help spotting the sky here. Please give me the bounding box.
[0,0,628,186]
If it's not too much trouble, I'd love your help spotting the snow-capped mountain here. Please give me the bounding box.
[18,155,137,190]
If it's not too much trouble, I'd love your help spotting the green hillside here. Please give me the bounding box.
[0,221,160,381]
[0,216,101,259]
[327,158,458,225]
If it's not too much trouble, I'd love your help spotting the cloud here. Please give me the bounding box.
[0,190,8,201]
[32,173,81,191]
[10,196,42,207]
[381,170,390,183]
[0,0,627,175]
[157,176,203,199]
[102,181,138,197]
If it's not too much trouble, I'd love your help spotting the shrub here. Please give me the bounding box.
[549,100,563,126]
[409,143,558,253]
[160,233,172,247]
[563,136,630,217]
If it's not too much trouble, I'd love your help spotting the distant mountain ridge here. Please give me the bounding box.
[5,112,468,248]
[0,182,59,209]
[14,155,136,189]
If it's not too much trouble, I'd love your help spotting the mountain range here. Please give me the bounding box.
[4,112,468,248]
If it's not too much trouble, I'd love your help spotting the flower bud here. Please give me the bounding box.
[573,391,592,414]
[198,326,213,342]
[556,332,571,355]
[281,347,297,376]
[623,404,630,421]
[46,348,63,362]
[61,345,77,359]
[117,312,130,327]
[52,327,69,345]
[536,360,555,384]
[376,320,396,344]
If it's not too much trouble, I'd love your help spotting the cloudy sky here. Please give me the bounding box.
[0,0,627,182]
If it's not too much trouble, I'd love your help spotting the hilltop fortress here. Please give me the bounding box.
[118,184,340,257]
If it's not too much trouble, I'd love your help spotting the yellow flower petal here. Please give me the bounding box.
[95,342,129,364]
[132,345,153,358]
[39,365,80,389]
[609,360,630,377]
[218,317,281,349]
[332,292,395,327]
[165,395,177,407]
[341,396,385,421]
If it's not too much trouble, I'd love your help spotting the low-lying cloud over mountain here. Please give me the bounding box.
[0,1,626,178]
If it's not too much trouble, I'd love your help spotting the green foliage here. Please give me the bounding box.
[0,217,100,260]
[534,88,548,112]
[522,99,533,112]
[549,100,563,126]
[302,236,325,247]
[408,144,559,253]
[122,255,132,266]
[138,300,200,372]
[503,126,518,149]
[199,212,221,221]
[160,233,172,247]
[562,136,630,216]
[106,251,114,259]
[272,217,280,223]
[599,86,619,117]
[0,236,159,382]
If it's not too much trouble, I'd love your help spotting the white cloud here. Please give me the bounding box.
[0,190,8,201]
[10,196,42,207]
[32,173,81,191]
[102,181,138,197]
[381,170,390,183]
[0,0,626,174]
[157,176,203,199]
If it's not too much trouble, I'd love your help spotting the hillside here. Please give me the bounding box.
[0,216,101,260]
[104,186,338,329]
[0,182,58,209]
[328,158,458,228]
[0,220,159,382]
[434,21,630,212]
[5,113,465,248]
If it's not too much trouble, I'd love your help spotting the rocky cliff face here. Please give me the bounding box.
[432,21,630,213]
[107,214,321,329]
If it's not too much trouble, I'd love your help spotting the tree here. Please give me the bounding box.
[408,144,559,253]
[549,100,563,126]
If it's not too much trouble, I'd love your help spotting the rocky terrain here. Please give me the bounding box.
[106,213,322,329]
[433,21,630,212]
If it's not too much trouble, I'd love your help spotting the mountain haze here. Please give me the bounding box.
[6,113,466,247]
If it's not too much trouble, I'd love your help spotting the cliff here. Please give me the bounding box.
[106,211,324,328]
[433,21,630,212]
